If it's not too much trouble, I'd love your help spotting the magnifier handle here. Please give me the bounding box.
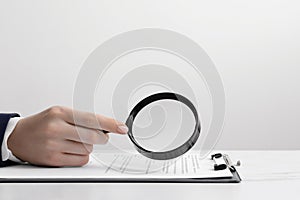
[100,129,109,134]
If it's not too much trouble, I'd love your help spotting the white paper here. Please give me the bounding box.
[0,151,232,179]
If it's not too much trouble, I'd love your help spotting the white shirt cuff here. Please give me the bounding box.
[1,117,24,163]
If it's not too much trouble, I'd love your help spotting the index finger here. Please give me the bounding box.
[58,107,128,134]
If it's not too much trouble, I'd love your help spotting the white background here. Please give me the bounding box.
[0,0,299,150]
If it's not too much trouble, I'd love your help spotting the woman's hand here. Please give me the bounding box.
[7,106,128,167]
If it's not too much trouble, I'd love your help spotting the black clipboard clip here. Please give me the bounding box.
[211,153,241,172]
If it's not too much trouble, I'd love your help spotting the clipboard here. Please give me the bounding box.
[0,153,241,183]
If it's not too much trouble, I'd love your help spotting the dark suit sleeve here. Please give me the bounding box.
[0,113,20,167]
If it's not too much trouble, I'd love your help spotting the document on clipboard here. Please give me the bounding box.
[0,151,241,183]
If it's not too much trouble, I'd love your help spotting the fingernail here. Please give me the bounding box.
[117,125,128,134]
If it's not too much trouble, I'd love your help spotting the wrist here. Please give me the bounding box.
[5,117,25,163]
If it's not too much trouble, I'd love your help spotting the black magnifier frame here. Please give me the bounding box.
[125,92,201,160]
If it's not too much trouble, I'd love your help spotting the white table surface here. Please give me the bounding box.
[0,151,299,200]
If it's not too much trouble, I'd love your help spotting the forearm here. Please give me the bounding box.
[0,113,20,167]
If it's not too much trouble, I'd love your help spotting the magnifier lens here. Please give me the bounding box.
[132,99,196,152]
[126,92,201,160]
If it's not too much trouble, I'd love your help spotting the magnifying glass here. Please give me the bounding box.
[123,92,201,160]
